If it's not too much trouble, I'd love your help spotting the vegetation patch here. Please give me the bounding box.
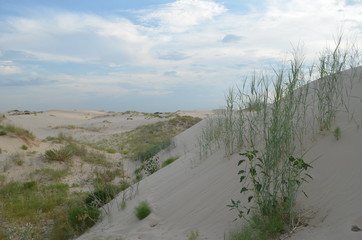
[134,201,152,220]
[93,115,201,160]
[162,157,178,168]
[0,124,35,143]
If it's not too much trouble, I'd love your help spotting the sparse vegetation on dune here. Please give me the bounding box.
[0,123,35,143]
[92,115,201,161]
[195,34,362,239]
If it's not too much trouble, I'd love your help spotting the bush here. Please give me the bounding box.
[134,201,151,220]
[144,156,160,176]
[68,206,100,232]
[85,184,119,208]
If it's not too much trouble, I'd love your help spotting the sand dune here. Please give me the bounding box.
[76,67,362,240]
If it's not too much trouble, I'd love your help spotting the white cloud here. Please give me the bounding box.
[141,0,226,32]
[0,61,21,75]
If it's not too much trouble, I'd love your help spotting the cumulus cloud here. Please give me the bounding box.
[1,0,362,111]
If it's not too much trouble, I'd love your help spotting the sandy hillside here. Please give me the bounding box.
[75,67,362,240]
[0,110,209,187]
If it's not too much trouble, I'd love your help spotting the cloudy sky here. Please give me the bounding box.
[0,0,362,112]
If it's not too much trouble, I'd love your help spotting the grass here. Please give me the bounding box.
[0,124,35,142]
[31,168,69,183]
[192,34,361,239]
[162,157,178,168]
[44,146,73,162]
[333,127,341,140]
[188,230,199,240]
[134,201,151,220]
[92,115,201,160]
[20,144,28,150]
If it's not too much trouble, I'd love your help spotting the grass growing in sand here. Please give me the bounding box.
[194,34,361,239]
[92,115,201,160]
[0,123,35,142]
[134,201,152,220]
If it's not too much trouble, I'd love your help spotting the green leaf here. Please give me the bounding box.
[250,168,256,176]
[239,176,246,182]
[248,196,253,202]
[240,187,248,194]
[238,170,245,175]
[238,159,245,166]
[255,182,262,192]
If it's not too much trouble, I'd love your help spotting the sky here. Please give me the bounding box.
[0,0,362,112]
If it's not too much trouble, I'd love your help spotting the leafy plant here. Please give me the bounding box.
[228,150,312,230]
[68,205,100,233]
[144,156,160,176]
[134,201,151,220]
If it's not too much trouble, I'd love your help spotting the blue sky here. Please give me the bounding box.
[0,0,362,112]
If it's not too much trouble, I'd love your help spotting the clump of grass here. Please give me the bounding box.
[134,201,151,220]
[188,230,199,240]
[20,144,28,150]
[0,124,35,142]
[162,157,178,168]
[44,146,73,162]
[333,127,341,140]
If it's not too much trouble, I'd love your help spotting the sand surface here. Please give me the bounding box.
[75,67,362,240]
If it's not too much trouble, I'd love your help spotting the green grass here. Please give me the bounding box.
[21,144,28,150]
[333,127,341,140]
[31,168,69,183]
[134,201,151,220]
[0,124,35,141]
[197,34,361,240]
[44,146,73,162]
[162,157,178,168]
[188,230,199,240]
[93,115,201,160]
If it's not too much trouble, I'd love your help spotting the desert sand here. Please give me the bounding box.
[75,67,362,240]
[1,68,362,240]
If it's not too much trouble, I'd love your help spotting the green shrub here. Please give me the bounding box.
[162,157,178,168]
[85,184,119,208]
[21,145,28,150]
[68,206,100,232]
[134,201,151,220]
[0,130,6,136]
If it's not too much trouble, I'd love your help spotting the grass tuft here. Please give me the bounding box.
[134,201,151,220]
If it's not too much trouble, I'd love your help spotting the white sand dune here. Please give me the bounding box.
[75,67,362,240]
